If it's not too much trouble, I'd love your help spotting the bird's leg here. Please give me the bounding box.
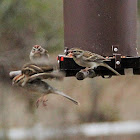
[83,67,91,71]
[36,95,43,108]
[84,63,98,71]
[82,67,96,73]
[42,95,48,107]
[36,95,48,108]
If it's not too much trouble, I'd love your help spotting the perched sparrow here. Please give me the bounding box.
[9,45,49,79]
[29,45,57,70]
[68,48,120,76]
[30,45,49,62]
[12,73,79,107]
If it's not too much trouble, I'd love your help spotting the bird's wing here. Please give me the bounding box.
[40,65,54,72]
[28,72,64,82]
[45,49,49,54]
[83,51,106,62]
[26,64,43,71]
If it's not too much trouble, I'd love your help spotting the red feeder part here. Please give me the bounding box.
[60,57,64,61]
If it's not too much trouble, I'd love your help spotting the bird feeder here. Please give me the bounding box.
[58,0,139,80]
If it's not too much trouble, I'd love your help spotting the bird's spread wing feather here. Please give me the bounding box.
[24,64,43,71]
[22,63,54,76]
[40,66,54,72]
[28,72,64,82]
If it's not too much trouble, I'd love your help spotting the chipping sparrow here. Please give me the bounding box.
[9,48,53,79]
[68,48,120,76]
[30,45,49,63]
[29,45,57,70]
[12,73,79,107]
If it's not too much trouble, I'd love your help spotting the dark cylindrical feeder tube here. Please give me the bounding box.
[64,0,138,56]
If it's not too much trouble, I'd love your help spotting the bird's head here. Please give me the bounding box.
[68,48,84,59]
[12,74,25,86]
[31,45,46,55]
[22,67,36,76]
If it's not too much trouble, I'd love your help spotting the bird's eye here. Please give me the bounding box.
[16,79,20,83]
[38,48,42,52]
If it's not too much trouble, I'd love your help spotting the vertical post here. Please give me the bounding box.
[64,0,137,56]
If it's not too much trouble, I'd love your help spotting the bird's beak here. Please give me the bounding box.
[70,52,73,56]
[68,52,73,57]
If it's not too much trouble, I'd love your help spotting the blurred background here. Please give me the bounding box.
[0,0,140,140]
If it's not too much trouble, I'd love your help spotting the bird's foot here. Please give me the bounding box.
[84,67,92,71]
[36,97,42,108]
[36,95,48,108]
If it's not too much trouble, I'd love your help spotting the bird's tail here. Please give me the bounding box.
[53,90,80,105]
[101,63,121,76]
